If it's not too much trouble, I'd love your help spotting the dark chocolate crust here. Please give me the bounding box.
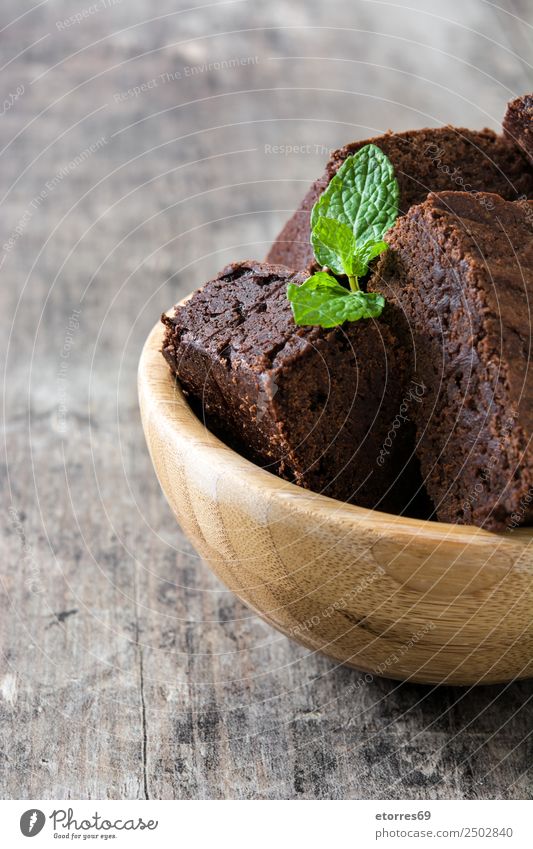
[503,94,533,166]
[372,191,533,531]
[162,260,418,513]
[266,127,533,271]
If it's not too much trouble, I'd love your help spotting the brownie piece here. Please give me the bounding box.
[267,127,533,271]
[503,94,533,165]
[162,260,418,512]
[371,191,533,531]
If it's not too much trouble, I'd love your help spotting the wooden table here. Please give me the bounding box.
[1,0,532,799]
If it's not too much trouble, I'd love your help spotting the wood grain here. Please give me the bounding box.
[1,0,532,800]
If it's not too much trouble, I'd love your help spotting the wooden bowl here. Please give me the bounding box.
[139,319,533,685]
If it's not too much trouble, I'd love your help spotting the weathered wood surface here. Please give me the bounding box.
[1,0,532,799]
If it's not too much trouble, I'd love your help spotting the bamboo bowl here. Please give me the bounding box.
[139,319,533,685]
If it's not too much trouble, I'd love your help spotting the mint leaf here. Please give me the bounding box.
[289,270,347,296]
[354,239,389,274]
[286,143,398,327]
[340,240,387,279]
[311,144,399,245]
[311,221,389,282]
[358,239,389,265]
[287,273,385,329]
[311,217,357,275]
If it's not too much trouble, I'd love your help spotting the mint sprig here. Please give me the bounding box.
[288,143,399,326]
[287,272,385,329]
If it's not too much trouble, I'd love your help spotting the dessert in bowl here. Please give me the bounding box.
[139,316,533,685]
[139,95,533,684]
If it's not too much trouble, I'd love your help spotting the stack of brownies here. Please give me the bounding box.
[162,95,533,532]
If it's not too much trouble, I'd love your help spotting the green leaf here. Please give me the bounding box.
[336,240,389,282]
[311,220,389,282]
[287,273,385,328]
[351,239,389,277]
[310,144,399,245]
[291,270,347,294]
[287,144,397,324]
[310,217,357,275]
[358,239,389,265]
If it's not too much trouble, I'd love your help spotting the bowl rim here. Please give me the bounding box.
[139,314,533,548]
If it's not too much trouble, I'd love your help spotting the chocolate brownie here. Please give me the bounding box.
[503,94,533,165]
[371,191,533,530]
[267,127,533,271]
[162,260,419,512]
